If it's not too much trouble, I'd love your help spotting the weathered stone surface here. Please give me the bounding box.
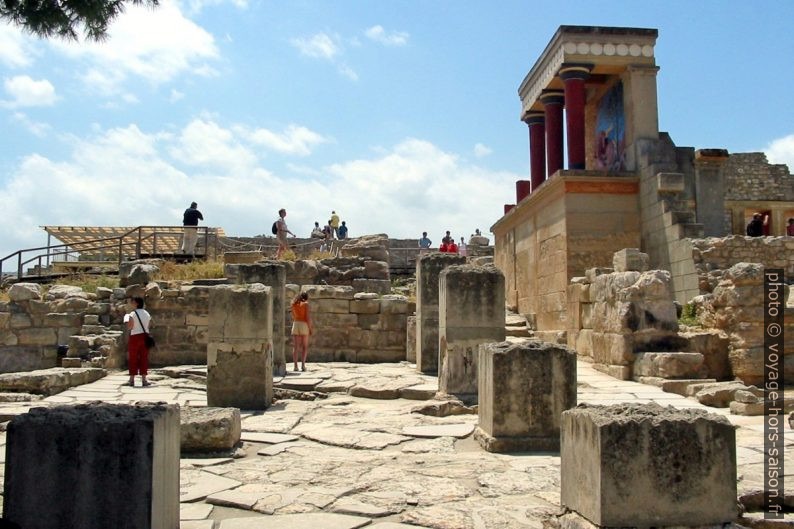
[8,283,42,302]
[207,284,273,410]
[681,330,731,380]
[47,285,89,299]
[406,316,417,363]
[438,264,505,397]
[0,367,106,396]
[4,402,180,529]
[476,340,576,452]
[399,383,436,400]
[218,513,373,529]
[561,403,737,527]
[612,248,649,273]
[240,432,298,444]
[693,381,761,407]
[632,352,704,379]
[181,469,242,502]
[411,399,475,417]
[181,407,241,453]
[227,261,287,376]
[401,423,474,439]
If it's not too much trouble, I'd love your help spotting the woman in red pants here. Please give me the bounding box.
[124,296,153,387]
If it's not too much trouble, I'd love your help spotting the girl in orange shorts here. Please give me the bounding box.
[291,292,313,371]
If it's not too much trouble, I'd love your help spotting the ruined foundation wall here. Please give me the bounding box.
[285,284,413,363]
[724,153,794,202]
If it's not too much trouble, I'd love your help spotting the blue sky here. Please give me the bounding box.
[1,0,793,258]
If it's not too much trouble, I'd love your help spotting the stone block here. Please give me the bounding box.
[406,316,417,363]
[377,314,407,332]
[380,295,409,314]
[584,267,613,284]
[4,402,180,529]
[8,283,41,302]
[43,313,83,328]
[9,312,32,329]
[475,341,576,452]
[632,352,705,379]
[363,260,389,280]
[350,299,380,314]
[312,299,350,314]
[227,262,287,376]
[0,311,9,329]
[560,403,737,527]
[439,265,505,397]
[591,332,634,366]
[416,253,467,375]
[180,407,241,453]
[612,248,649,273]
[355,349,405,363]
[60,357,81,368]
[0,367,106,395]
[17,327,58,346]
[207,284,273,410]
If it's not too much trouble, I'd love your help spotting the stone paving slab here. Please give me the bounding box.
[181,521,215,529]
[240,432,298,444]
[218,513,372,529]
[181,470,243,502]
[181,502,214,520]
[401,423,475,439]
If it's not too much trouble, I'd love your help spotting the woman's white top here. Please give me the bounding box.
[124,309,152,335]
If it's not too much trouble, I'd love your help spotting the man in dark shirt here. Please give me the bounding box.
[338,221,348,240]
[746,213,768,237]
[181,202,204,255]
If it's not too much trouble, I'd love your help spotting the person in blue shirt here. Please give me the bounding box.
[418,232,432,250]
[338,221,349,240]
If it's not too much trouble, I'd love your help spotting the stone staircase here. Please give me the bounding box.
[67,313,124,368]
[504,311,534,341]
[656,172,705,239]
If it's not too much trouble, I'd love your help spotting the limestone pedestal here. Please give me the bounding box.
[225,261,287,376]
[560,403,737,527]
[475,340,576,452]
[439,265,505,397]
[207,284,273,409]
[3,402,180,529]
[416,253,466,374]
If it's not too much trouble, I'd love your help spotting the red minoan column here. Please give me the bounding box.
[522,110,546,193]
[559,64,592,170]
[540,89,565,178]
[516,180,531,203]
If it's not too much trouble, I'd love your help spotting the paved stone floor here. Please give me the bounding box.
[1,361,791,529]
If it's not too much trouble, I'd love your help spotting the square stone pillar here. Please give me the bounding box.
[561,403,737,527]
[208,284,273,409]
[415,253,466,374]
[694,149,730,237]
[621,64,660,171]
[475,340,576,452]
[439,264,505,397]
[225,261,287,376]
[3,402,180,529]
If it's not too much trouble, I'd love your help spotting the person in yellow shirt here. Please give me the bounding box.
[330,211,340,239]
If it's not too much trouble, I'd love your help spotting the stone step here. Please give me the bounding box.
[632,352,705,380]
[656,171,685,194]
[663,210,696,226]
[505,326,532,337]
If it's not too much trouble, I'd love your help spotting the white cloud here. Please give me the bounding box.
[337,64,359,81]
[473,143,493,158]
[3,76,57,107]
[178,0,247,15]
[765,134,794,173]
[11,112,51,137]
[49,0,219,95]
[0,24,36,68]
[290,33,340,60]
[170,118,258,170]
[169,89,185,102]
[243,124,330,156]
[364,25,409,46]
[0,124,516,258]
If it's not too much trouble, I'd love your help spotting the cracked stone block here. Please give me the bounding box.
[4,402,179,529]
[439,264,505,398]
[561,403,737,527]
[475,340,576,452]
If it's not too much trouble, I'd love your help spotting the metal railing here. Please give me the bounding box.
[0,226,221,283]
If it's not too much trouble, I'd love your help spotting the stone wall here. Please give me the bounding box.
[696,263,794,385]
[688,236,794,294]
[0,284,121,373]
[284,284,413,363]
[724,153,794,202]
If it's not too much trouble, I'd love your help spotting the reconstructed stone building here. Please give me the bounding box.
[492,25,794,332]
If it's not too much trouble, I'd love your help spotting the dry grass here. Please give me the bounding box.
[279,249,298,262]
[154,259,225,281]
[51,274,119,293]
[0,290,9,303]
[308,250,335,260]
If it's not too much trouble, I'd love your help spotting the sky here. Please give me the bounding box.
[1,1,793,259]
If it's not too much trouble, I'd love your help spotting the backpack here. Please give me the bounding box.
[271,221,278,235]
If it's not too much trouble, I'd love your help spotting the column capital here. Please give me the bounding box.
[521,110,545,125]
[539,89,565,106]
[558,63,593,81]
